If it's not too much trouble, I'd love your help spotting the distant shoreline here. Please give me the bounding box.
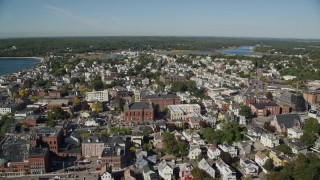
[0,57,43,61]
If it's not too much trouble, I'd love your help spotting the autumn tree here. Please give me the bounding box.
[18,89,28,98]
[92,102,103,113]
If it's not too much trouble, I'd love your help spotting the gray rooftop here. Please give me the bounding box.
[127,102,153,110]
[275,114,301,129]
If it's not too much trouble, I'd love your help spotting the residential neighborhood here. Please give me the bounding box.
[0,46,320,180]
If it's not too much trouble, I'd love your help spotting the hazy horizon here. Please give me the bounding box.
[1,0,320,39]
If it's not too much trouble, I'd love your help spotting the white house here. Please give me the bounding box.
[255,151,269,167]
[283,75,297,81]
[192,137,205,146]
[260,134,279,148]
[101,171,114,180]
[158,160,174,180]
[287,127,304,139]
[207,144,221,160]
[240,157,259,176]
[188,147,202,160]
[85,119,99,127]
[198,158,215,178]
[86,89,109,102]
[216,158,236,180]
[218,144,237,157]
[168,104,201,121]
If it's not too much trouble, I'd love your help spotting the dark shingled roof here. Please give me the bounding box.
[29,147,48,157]
[252,103,279,109]
[275,114,301,128]
[128,102,153,110]
[141,94,179,100]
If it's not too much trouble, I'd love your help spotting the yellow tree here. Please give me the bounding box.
[18,89,28,98]
[73,97,81,107]
[92,102,103,113]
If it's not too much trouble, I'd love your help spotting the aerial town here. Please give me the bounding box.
[0,43,320,180]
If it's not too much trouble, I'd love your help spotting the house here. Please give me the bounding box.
[240,157,259,176]
[198,158,215,178]
[188,147,202,160]
[142,165,158,180]
[271,114,301,134]
[269,149,287,167]
[179,162,193,180]
[85,119,99,127]
[255,151,269,167]
[158,160,174,180]
[216,158,237,180]
[207,144,221,160]
[101,171,114,180]
[136,155,157,168]
[233,141,252,156]
[260,134,279,148]
[131,132,144,146]
[287,141,307,154]
[168,104,201,121]
[218,144,237,157]
[153,132,163,149]
[192,137,205,146]
[287,127,303,139]
[246,126,263,140]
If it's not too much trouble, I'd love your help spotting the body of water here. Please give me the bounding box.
[0,58,40,76]
[221,46,262,57]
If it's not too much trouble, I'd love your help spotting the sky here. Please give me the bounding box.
[0,0,320,39]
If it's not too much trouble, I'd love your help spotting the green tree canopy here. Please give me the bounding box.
[190,167,207,180]
[239,105,252,118]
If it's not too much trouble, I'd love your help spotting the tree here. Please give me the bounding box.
[239,105,252,118]
[196,153,205,162]
[162,132,178,155]
[263,159,274,172]
[177,140,189,157]
[81,101,90,111]
[275,144,292,154]
[18,89,28,98]
[190,167,206,180]
[300,132,317,147]
[48,107,69,120]
[265,153,320,180]
[80,132,92,140]
[199,120,207,128]
[266,91,273,100]
[264,122,276,133]
[45,119,57,127]
[73,97,81,107]
[303,118,320,134]
[92,102,103,113]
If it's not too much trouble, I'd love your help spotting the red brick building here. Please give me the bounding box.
[124,102,154,122]
[48,91,61,98]
[141,94,181,111]
[36,127,63,155]
[0,142,49,177]
[250,103,280,117]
